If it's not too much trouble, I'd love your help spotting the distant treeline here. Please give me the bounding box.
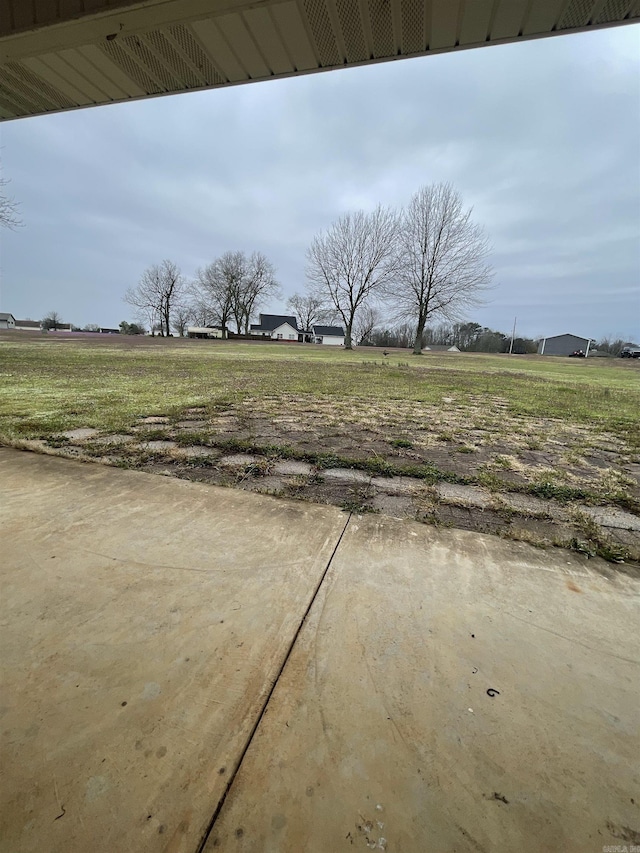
[591,338,634,357]
[363,321,538,354]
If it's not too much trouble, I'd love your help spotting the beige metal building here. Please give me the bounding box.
[1,0,637,121]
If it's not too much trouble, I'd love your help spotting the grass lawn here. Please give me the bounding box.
[1,333,638,440]
[1,332,639,563]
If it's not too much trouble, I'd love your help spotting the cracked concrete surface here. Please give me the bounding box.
[17,426,640,561]
[1,448,639,853]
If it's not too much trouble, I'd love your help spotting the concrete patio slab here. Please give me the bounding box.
[0,449,346,853]
[206,516,640,853]
[1,448,639,853]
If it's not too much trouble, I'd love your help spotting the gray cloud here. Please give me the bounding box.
[1,24,638,341]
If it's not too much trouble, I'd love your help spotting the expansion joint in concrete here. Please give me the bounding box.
[195,513,352,853]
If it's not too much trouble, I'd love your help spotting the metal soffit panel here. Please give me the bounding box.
[0,0,638,119]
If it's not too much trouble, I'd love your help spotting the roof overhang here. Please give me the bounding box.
[0,0,638,120]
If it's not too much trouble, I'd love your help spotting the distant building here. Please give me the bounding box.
[423,344,460,352]
[188,326,223,339]
[13,319,41,331]
[0,312,16,329]
[250,314,298,341]
[538,334,592,357]
[312,324,345,346]
[99,328,120,335]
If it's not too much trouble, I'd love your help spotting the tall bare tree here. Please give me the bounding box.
[190,251,279,335]
[306,205,398,349]
[390,183,493,355]
[191,252,245,337]
[234,251,281,334]
[124,260,184,337]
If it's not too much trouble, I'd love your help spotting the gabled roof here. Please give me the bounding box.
[251,314,298,332]
[313,325,345,336]
[0,312,15,321]
[544,333,590,342]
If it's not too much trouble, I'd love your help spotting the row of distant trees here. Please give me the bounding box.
[34,308,628,357]
[364,321,538,354]
[32,312,147,334]
[124,182,493,351]
[124,253,281,338]
[591,338,634,357]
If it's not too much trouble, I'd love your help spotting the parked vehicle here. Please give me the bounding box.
[620,345,640,358]
[569,350,586,358]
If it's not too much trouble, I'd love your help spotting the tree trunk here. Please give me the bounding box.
[413,317,426,355]
[344,324,353,350]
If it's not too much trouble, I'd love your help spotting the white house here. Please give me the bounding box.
[312,324,345,346]
[250,314,299,341]
[0,312,16,329]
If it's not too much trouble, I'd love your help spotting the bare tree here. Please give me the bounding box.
[125,269,160,334]
[390,183,493,355]
[42,311,63,330]
[193,250,280,335]
[171,300,194,337]
[306,205,398,349]
[353,304,381,346]
[124,260,184,337]
[192,252,245,337]
[0,173,22,230]
[286,292,328,333]
[187,292,216,329]
[234,251,280,334]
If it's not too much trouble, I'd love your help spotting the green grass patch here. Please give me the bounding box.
[1,335,639,453]
[390,437,413,448]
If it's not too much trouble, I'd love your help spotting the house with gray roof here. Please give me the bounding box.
[249,314,299,341]
[312,325,345,346]
[0,312,15,329]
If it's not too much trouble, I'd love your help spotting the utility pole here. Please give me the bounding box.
[508,317,517,355]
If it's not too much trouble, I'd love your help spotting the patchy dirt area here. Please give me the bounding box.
[16,395,640,567]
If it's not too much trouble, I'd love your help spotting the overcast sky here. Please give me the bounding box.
[1,24,638,341]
